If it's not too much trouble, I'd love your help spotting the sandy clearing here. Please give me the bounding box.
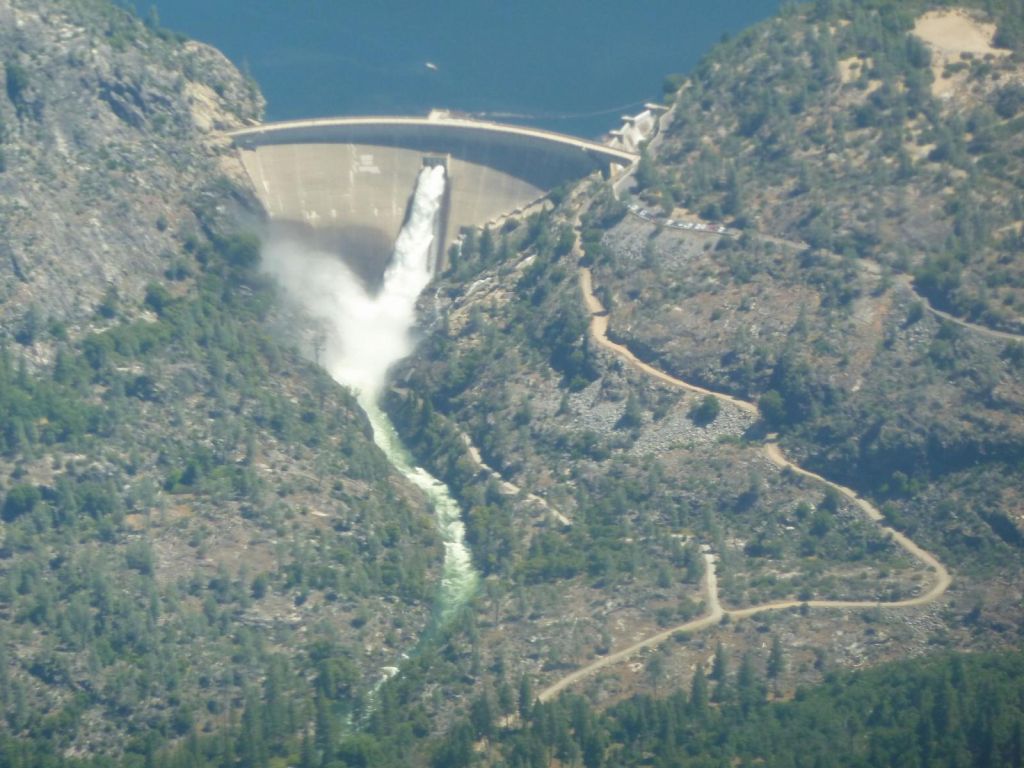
[838,56,859,84]
[914,9,1001,56]
[913,9,1007,98]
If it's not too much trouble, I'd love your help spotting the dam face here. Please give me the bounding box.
[229,113,637,283]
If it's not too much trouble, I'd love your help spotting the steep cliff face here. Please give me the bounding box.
[0,0,262,353]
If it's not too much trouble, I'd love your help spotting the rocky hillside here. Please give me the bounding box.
[1,0,1022,765]
[604,0,1024,577]
[0,0,261,355]
[383,0,1024,742]
[652,1,1024,334]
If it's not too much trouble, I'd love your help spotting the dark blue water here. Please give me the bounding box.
[148,0,779,138]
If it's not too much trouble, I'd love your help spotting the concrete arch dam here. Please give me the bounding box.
[228,113,637,283]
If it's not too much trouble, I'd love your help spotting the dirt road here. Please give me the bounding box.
[460,431,573,527]
[539,553,721,702]
[534,266,953,701]
[580,268,757,417]
[618,202,1024,343]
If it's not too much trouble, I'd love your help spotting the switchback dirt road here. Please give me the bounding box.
[535,267,952,702]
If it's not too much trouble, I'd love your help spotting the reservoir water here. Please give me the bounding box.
[145,0,779,137]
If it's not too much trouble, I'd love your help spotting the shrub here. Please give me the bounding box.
[759,390,785,426]
[995,84,1024,120]
[219,233,261,269]
[2,484,40,521]
[4,61,29,114]
[690,395,721,426]
[144,283,173,314]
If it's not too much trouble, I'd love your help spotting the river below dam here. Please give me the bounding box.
[260,166,479,664]
[358,398,478,623]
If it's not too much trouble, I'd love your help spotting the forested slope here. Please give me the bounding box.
[444,652,1024,768]
[0,0,447,758]
[389,0,1024,763]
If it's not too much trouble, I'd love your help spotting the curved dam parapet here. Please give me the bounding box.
[227,113,637,283]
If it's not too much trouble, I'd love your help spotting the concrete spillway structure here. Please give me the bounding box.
[228,112,637,282]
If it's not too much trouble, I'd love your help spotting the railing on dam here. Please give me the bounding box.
[226,113,639,169]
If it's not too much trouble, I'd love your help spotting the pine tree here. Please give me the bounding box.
[262,658,288,748]
[239,691,267,768]
[519,675,534,720]
[768,635,785,680]
[581,722,607,768]
[470,692,494,739]
[497,681,515,716]
[737,652,762,714]
[314,692,333,767]
[300,730,315,768]
[479,226,495,263]
[712,642,729,681]
[690,668,709,719]
[712,642,731,704]
[646,651,666,694]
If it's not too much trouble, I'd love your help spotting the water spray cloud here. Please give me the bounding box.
[261,164,446,401]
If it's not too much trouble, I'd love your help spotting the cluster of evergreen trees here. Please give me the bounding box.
[435,652,1024,768]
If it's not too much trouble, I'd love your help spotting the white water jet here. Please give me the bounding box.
[261,164,477,621]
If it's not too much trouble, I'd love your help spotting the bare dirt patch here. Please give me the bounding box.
[838,56,873,85]
[913,9,1008,98]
